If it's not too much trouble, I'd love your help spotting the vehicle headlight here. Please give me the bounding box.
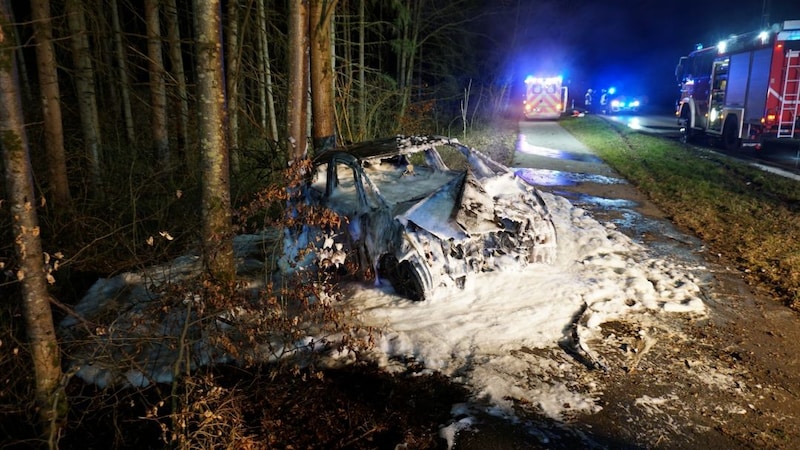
[631,100,640,107]
[611,100,621,107]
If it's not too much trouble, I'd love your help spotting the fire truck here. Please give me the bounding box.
[675,20,800,149]
[523,75,568,120]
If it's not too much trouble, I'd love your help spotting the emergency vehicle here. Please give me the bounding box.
[675,20,800,149]
[523,75,568,120]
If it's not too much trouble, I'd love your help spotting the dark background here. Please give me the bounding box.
[481,0,800,113]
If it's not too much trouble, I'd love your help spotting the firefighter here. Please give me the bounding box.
[599,89,609,114]
[584,89,593,113]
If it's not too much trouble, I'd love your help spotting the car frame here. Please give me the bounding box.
[307,135,558,301]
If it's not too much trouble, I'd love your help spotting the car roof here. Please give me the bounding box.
[313,135,455,165]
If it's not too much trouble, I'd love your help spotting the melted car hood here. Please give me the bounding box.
[396,168,506,241]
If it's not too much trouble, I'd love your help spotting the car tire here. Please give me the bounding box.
[679,106,695,142]
[722,116,741,151]
[379,254,427,301]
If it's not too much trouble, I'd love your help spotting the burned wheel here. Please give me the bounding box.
[379,254,426,301]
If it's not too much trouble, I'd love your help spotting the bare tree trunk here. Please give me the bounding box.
[164,0,189,156]
[145,0,169,165]
[396,0,408,90]
[310,0,338,152]
[256,0,267,132]
[257,0,278,142]
[66,0,103,198]
[225,0,240,172]
[109,0,135,144]
[358,0,366,139]
[6,0,32,103]
[337,0,351,141]
[195,0,235,281]
[263,8,279,142]
[31,0,72,210]
[391,0,421,123]
[93,2,116,112]
[0,5,66,441]
[287,0,309,161]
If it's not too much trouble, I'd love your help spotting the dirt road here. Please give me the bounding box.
[457,121,800,449]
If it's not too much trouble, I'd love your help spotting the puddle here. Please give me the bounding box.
[556,191,637,209]
[517,135,604,163]
[515,167,625,186]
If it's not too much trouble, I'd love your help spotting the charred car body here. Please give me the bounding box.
[307,135,557,301]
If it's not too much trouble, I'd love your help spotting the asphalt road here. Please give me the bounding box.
[513,119,697,262]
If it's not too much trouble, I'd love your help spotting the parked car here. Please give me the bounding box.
[306,135,558,301]
[607,94,642,114]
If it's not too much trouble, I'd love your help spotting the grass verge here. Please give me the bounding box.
[560,115,800,307]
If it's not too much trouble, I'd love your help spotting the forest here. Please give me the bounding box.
[1,0,525,447]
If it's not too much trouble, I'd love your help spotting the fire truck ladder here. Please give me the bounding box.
[777,50,800,138]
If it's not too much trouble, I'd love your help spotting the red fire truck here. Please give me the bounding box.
[523,75,568,120]
[675,20,800,149]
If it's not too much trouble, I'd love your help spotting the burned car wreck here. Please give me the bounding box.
[308,135,557,301]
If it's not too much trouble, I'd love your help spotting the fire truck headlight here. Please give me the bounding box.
[709,108,719,122]
[611,100,621,107]
[631,100,640,107]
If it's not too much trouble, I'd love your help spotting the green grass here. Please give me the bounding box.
[560,115,800,307]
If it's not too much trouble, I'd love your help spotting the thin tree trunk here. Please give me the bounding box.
[225,0,240,172]
[256,0,266,131]
[6,0,32,103]
[257,0,278,141]
[398,0,420,122]
[358,0,365,139]
[0,4,66,440]
[287,0,309,161]
[264,6,279,142]
[31,0,72,209]
[145,0,169,165]
[109,0,135,144]
[264,26,278,141]
[195,0,235,281]
[94,2,116,112]
[338,0,351,141]
[310,0,338,152]
[164,0,189,155]
[66,0,103,198]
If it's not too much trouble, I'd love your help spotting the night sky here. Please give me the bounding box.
[486,0,800,111]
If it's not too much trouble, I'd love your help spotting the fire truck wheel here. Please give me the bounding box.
[722,116,742,151]
[679,107,695,142]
